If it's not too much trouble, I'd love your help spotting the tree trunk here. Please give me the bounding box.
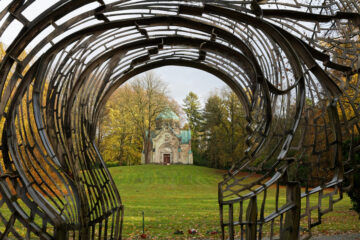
[230,98,235,164]
[144,130,152,164]
[118,133,126,165]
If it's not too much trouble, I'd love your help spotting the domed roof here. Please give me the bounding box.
[156,107,180,121]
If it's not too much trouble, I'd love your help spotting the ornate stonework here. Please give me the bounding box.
[141,109,193,165]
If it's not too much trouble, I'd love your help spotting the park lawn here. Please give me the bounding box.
[0,165,358,239]
[110,165,360,239]
[111,165,224,239]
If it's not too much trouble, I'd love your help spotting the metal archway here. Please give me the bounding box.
[0,0,359,239]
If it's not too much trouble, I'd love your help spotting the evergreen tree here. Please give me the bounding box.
[182,92,204,164]
[183,92,202,133]
[202,88,247,169]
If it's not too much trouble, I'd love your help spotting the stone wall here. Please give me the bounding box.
[141,128,193,164]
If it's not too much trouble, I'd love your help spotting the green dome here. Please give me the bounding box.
[156,108,180,121]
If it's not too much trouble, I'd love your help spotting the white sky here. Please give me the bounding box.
[154,66,226,107]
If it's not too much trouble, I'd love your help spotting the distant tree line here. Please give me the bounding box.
[183,89,247,169]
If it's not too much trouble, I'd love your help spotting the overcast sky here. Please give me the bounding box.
[152,66,225,107]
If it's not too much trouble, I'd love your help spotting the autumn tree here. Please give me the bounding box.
[126,72,169,164]
[99,71,178,165]
[99,87,143,165]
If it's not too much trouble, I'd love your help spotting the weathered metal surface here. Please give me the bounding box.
[0,0,359,239]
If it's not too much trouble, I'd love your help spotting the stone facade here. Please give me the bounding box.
[141,108,193,165]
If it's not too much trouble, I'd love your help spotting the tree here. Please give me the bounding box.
[99,87,143,165]
[201,88,247,169]
[126,72,169,164]
[203,94,225,168]
[99,71,172,165]
[183,92,202,133]
[183,92,203,163]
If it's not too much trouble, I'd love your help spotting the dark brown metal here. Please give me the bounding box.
[0,0,359,239]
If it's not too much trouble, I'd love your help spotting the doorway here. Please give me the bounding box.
[163,154,171,165]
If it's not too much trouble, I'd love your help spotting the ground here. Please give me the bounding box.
[110,165,360,239]
[0,165,358,239]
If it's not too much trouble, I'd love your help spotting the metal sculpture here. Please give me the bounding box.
[0,0,359,239]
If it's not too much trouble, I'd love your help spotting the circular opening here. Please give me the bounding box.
[96,67,250,237]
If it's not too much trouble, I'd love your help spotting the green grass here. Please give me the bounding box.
[111,165,224,239]
[110,165,360,239]
[0,165,359,239]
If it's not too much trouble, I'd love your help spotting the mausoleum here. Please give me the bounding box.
[141,108,193,165]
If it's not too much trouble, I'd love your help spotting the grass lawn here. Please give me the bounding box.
[111,165,225,239]
[0,165,358,239]
[110,165,360,239]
